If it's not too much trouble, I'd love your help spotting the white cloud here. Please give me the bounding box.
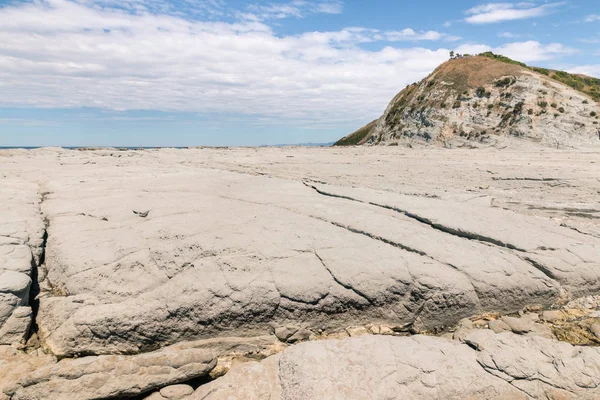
[465,2,564,24]
[241,1,343,21]
[585,14,600,23]
[0,0,452,124]
[567,65,600,78]
[455,41,575,63]
[498,32,519,38]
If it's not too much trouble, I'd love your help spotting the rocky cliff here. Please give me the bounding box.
[336,53,600,147]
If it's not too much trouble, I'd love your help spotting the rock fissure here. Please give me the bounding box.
[304,181,526,252]
[522,257,558,281]
[313,251,374,306]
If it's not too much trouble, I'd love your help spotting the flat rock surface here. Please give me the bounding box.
[0,179,45,345]
[0,146,599,399]
[0,147,598,356]
[193,330,600,400]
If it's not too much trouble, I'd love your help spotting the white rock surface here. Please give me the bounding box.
[0,146,598,399]
[193,330,600,399]
[1,335,282,400]
[0,179,45,345]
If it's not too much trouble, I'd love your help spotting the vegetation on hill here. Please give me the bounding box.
[479,52,600,101]
[479,52,527,68]
[334,120,377,146]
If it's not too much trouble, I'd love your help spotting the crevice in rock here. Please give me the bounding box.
[376,203,525,252]
[26,190,50,343]
[521,257,557,281]
[314,251,374,305]
[307,214,483,312]
[560,223,600,239]
[327,220,427,257]
[491,177,559,182]
[304,181,526,251]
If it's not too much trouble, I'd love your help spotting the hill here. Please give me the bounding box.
[335,53,600,147]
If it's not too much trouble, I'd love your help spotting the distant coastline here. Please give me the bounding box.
[0,143,334,150]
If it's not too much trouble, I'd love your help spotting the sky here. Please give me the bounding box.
[0,0,599,147]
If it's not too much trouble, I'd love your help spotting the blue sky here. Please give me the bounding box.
[0,0,599,146]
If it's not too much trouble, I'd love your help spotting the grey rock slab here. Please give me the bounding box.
[1,147,599,360]
[309,182,600,296]
[466,329,600,399]
[8,347,215,400]
[0,306,32,345]
[36,171,484,356]
[195,332,600,400]
[0,179,45,345]
[3,335,282,400]
[192,335,526,400]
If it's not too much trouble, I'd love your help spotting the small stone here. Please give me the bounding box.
[159,384,194,400]
[501,316,533,334]
[488,319,511,333]
[541,310,567,323]
[287,328,312,343]
[133,210,150,218]
[274,326,298,342]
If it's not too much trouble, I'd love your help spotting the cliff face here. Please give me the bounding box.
[337,55,600,147]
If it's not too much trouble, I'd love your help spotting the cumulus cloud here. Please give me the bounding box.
[0,0,577,126]
[455,41,575,63]
[0,0,453,123]
[465,2,564,24]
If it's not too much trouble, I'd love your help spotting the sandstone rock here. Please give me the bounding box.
[160,384,194,399]
[0,148,595,359]
[488,319,511,333]
[501,316,533,334]
[0,307,32,345]
[467,330,600,399]
[274,326,298,342]
[286,328,313,343]
[0,180,45,346]
[8,347,215,400]
[194,332,600,400]
[3,335,283,400]
[0,146,600,399]
[345,326,370,337]
[541,309,567,323]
